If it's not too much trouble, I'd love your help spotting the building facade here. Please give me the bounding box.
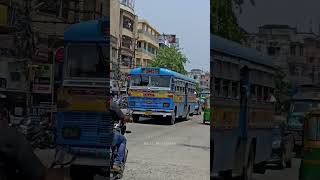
[119,0,137,74]
[135,19,160,68]
[158,34,180,48]
[0,0,109,118]
[245,24,320,86]
[188,69,210,94]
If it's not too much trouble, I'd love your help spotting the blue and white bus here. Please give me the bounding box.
[127,67,198,125]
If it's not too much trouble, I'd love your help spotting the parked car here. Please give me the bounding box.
[268,125,294,169]
[193,100,201,115]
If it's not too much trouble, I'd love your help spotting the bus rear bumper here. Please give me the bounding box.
[129,110,173,117]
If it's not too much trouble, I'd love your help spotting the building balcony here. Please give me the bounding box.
[137,29,159,47]
[122,28,135,38]
[120,0,135,15]
[136,48,156,58]
[287,56,306,64]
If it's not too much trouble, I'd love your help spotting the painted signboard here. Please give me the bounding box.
[57,87,107,112]
[32,64,52,94]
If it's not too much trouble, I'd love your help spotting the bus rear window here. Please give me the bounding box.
[150,76,170,87]
[66,44,108,78]
[130,75,171,88]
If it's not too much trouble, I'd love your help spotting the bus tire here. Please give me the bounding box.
[168,113,176,125]
[183,106,190,121]
[132,115,139,123]
[241,147,254,180]
[286,158,292,168]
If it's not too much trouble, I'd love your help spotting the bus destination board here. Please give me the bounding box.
[142,68,159,74]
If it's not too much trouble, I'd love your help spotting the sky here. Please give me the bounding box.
[236,0,320,33]
[135,0,210,72]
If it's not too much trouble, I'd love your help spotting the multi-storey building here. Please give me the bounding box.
[135,19,160,68]
[110,0,120,92]
[0,0,109,117]
[188,69,210,94]
[158,34,180,48]
[303,37,320,84]
[245,24,319,86]
[119,0,137,73]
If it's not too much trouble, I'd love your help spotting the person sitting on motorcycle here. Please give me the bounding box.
[109,98,130,172]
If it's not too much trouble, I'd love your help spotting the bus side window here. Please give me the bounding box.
[222,80,229,98]
[251,85,257,102]
[257,86,262,102]
[263,87,269,102]
[232,81,238,99]
[215,78,221,97]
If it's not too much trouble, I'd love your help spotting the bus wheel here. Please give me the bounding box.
[241,147,254,180]
[168,113,176,125]
[184,107,190,121]
[132,115,139,123]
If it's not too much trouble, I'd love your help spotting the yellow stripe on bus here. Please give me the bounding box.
[305,141,320,148]
[303,160,320,165]
[128,91,198,103]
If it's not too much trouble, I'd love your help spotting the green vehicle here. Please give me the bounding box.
[203,95,210,124]
[299,109,320,180]
[288,85,320,155]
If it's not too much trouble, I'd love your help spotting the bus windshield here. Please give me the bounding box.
[130,75,171,88]
[291,101,320,113]
[307,116,320,141]
[66,44,108,78]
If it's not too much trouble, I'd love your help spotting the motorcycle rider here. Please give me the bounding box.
[109,96,130,172]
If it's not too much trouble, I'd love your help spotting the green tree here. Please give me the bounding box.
[149,47,188,75]
[273,69,291,114]
[195,83,201,96]
[211,0,255,42]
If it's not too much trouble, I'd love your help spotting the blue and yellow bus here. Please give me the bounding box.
[127,67,198,125]
[211,35,276,179]
[53,19,113,178]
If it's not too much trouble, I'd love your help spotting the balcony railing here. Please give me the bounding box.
[136,48,156,57]
[138,29,158,43]
[120,0,135,9]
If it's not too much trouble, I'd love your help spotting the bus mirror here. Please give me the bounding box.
[268,95,277,103]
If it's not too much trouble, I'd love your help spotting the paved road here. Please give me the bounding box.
[253,158,300,180]
[122,114,210,180]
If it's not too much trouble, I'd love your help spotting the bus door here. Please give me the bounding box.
[184,82,188,115]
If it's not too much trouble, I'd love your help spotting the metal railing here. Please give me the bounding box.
[135,48,156,57]
[120,0,135,9]
[137,29,158,43]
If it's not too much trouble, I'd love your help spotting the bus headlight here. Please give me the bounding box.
[129,101,135,106]
[272,140,281,149]
[163,103,169,108]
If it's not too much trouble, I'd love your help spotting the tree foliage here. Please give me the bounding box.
[149,47,188,75]
[210,0,255,42]
[195,83,201,96]
[211,0,243,42]
[273,69,291,114]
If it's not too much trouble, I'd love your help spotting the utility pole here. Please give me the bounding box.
[14,0,33,118]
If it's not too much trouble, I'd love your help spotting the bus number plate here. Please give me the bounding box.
[62,127,81,139]
[145,111,152,115]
